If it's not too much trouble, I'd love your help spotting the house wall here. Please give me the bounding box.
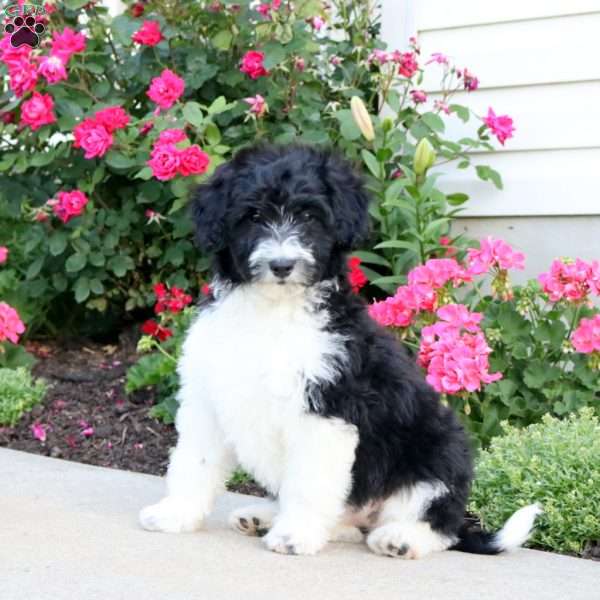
[381,0,600,280]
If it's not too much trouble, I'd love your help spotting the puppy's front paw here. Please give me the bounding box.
[139,496,204,533]
[263,524,327,556]
[229,503,275,537]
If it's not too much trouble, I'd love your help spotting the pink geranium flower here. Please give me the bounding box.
[147,142,181,181]
[571,315,600,354]
[0,302,25,344]
[483,107,515,145]
[73,118,113,159]
[37,55,68,85]
[466,237,525,275]
[418,306,501,394]
[426,52,449,65]
[20,92,56,131]
[240,50,269,79]
[51,190,89,223]
[50,27,86,64]
[538,258,597,303]
[147,68,185,110]
[178,145,211,177]
[132,20,163,46]
[95,106,130,133]
[0,246,8,264]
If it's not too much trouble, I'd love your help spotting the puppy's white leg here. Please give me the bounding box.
[263,416,358,555]
[229,500,278,537]
[139,389,235,533]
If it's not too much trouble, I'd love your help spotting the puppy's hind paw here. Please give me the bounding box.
[263,525,327,556]
[139,496,204,533]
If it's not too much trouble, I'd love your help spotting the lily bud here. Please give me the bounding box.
[382,117,393,133]
[350,96,375,142]
[413,137,436,175]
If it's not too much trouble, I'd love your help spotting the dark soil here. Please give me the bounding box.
[0,331,265,497]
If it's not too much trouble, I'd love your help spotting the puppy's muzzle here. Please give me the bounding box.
[269,258,296,280]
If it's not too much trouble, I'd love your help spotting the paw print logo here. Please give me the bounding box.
[4,15,45,49]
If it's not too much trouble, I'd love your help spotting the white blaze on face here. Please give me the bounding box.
[249,227,315,286]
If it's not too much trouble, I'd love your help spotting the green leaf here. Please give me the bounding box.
[26,257,44,280]
[211,29,233,50]
[182,102,204,128]
[263,42,286,69]
[207,96,235,116]
[105,151,136,170]
[352,251,391,269]
[450,104,470,122]
[421,112,445,133]
[64,0,89,8]
[422,217,450,239]
[74,276,90,303]
[108,255,134,277]
[204,123,221,144]
[361,150,380,178]
[65,253,86,273]
[374,239,420,252]
[446,192,469,206]
[49,231,68,256]
[135,167,153,180]
[30,150,55,167]
[89,278,104,295]
[476,165,503,190]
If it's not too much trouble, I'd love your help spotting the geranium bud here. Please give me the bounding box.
[350,96,375,142]
[413,137,436,175]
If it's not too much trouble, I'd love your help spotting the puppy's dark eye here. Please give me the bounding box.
[300,211,315,223]
[250,211,262,223]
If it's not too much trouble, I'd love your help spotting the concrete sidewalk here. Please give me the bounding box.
[1,449,597,600]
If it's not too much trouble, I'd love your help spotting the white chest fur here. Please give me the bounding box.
[177,283,347,493]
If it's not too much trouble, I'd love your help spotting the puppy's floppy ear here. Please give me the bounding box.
[190,162,233,253]
[321,151,371,249]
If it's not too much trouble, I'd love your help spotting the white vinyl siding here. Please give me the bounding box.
[381,1,600,278]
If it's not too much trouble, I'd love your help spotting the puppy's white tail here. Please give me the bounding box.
[451,503,543,555]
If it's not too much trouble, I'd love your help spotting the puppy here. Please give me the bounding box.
[139,144,540,558]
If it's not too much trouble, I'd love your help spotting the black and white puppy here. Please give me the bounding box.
[139,144,540,558]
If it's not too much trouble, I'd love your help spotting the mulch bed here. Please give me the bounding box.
[0,331,264,496]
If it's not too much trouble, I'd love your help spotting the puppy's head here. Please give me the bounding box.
[191,144,370,293]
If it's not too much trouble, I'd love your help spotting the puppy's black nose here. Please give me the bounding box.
[269,258,296,279]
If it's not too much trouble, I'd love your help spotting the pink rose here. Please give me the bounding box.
[95,106,130,133]
[52,190,89,223]
[0,246,8,264]
[426,52,449,65]
[368,49,390,65]
[393,51,418,78]
[132,20,163,46]
[310,16,325,30]
[50,27,86,64]
[0,301,25,344]
[73,118,113,159]
[157,128,187,144]
[243,94,267,117]
[8,60,38,97]
[178,145,210,176]
[483,107,515,145]
[147,68,185,110]
[0,35,32,70]
[37,55,68,85]
[147,143,181,181]
[460,68,479,92]
[240,51,269,79]
[20,92,56,131]
[410,89,427,104]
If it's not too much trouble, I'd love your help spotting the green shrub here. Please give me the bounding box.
[470,409,600,555]
[0,367,47,426]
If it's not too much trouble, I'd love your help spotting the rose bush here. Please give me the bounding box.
[1,0,511,338]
